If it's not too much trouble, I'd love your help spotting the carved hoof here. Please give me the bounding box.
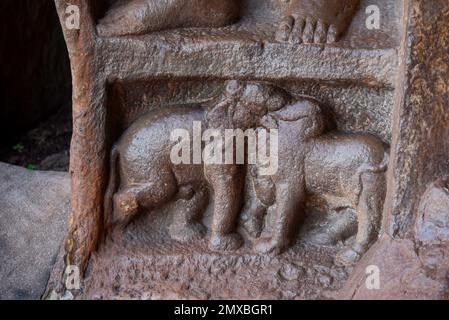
[335,246,363,267]
[209,233,243,252]
[241,213,265,238]
[254,238,285,256]
[169,222,207,243]
[113,192,139,223]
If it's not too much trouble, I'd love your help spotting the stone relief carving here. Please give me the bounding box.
[48,0,431,300]
[105,80,388,267]
[244,100,388,265]
[97,0,359,43]
[97,0,241,36]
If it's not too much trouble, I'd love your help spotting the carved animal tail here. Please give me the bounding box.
[103,145,119,236]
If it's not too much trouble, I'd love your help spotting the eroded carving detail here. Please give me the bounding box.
[97,0,359,43]
[105,80,388,267]
[97,0,241,36]
[276,0,360,43]
[245,101,388,265]
[48,0,407,300]
[105,81,289,251]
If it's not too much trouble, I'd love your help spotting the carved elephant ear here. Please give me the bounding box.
[259,114,279,130]
[270,98,326,137]
[271,99,323,122]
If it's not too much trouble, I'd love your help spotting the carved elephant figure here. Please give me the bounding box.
[104,80,294,251]
[243,98,389,266]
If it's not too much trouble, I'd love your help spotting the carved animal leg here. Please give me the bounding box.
[335,172,385,266]
[241,166,275,238]
[113,174,178,227]
[207,165,244,251]
[255,182,304,255]
[240,196,267,238]
[169,186,209,242]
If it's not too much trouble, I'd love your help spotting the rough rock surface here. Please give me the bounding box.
[338,235,447,299]
[0,162,70,300]
[339,179,449,299]
[45,204,353,300]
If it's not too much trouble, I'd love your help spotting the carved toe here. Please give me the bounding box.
[289,17,305,44]
[276,16,295,42]
[327,25,339,43]
[302,18,316,44]
[314,20,328,44]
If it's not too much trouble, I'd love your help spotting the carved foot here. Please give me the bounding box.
[276,0,360,44]
[254,237,286,256]
[97,0,240,37]
[335,245,364,266]
[169,221,207,242]
[209,233,243,252]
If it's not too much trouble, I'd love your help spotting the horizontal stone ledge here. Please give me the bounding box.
[97,36,398,88]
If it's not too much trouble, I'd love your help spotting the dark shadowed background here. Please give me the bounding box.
[0,0,72,171]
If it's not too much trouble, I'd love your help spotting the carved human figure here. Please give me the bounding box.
[236,91,389,266]
[97,0,359,43]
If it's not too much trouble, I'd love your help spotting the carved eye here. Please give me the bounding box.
[226,80,240,95]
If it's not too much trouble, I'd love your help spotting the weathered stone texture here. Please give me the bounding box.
[0,163,70,300]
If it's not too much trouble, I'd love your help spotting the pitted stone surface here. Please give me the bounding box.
[0,163,70,300]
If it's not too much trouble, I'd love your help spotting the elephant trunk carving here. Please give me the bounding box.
[104,80,388,266]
